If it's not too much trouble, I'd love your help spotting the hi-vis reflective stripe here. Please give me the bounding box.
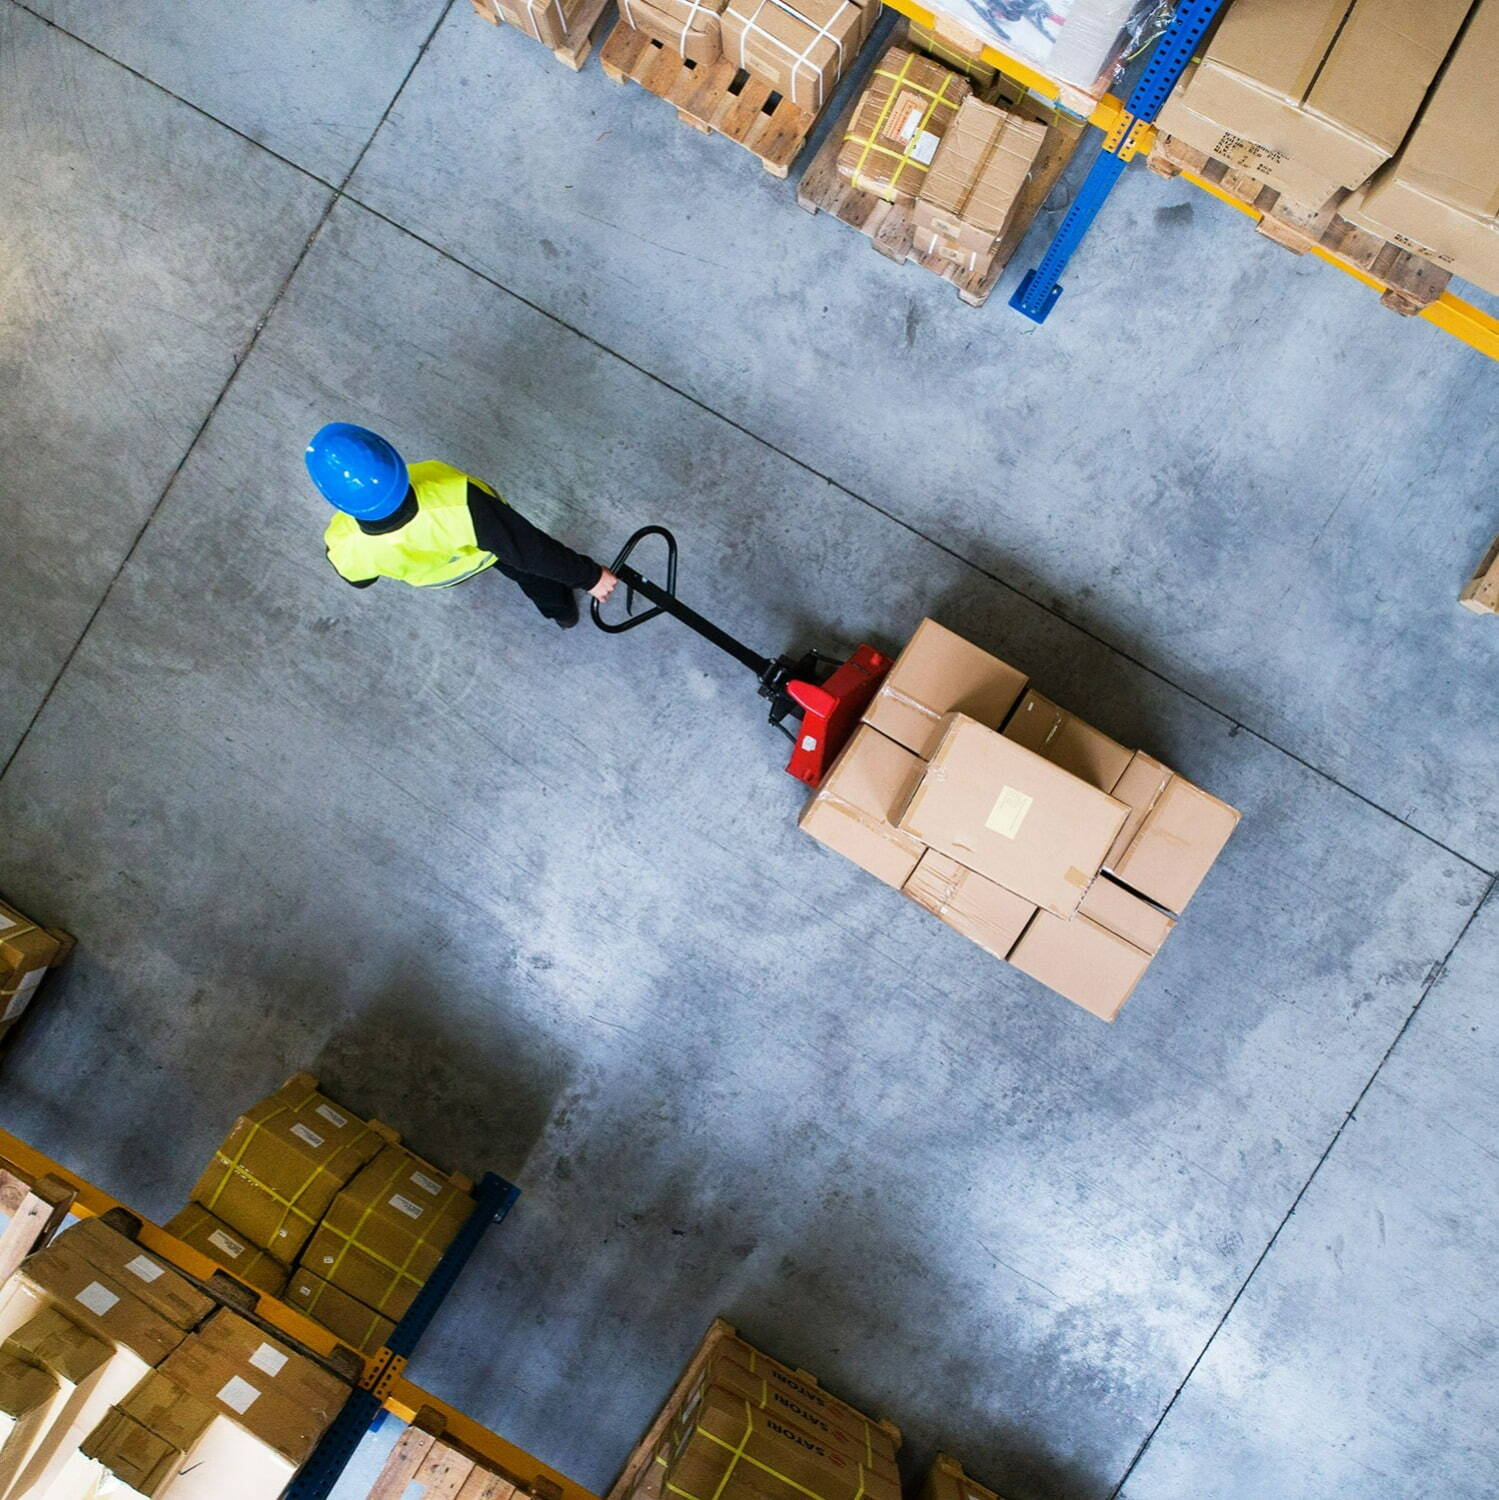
[428,558,496,588]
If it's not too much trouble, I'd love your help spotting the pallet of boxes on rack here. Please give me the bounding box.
[799,620,1241,1022]
[1148,0,1499,317]
[607,1319,901,1500]
[599,0,882,176]
[469,0,613,71]
[0,894,73,1058]
[797,20,1085,306]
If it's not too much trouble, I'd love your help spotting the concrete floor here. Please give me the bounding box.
[1,3,1495,1497]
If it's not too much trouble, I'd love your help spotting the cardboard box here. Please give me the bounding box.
[80,1373,217,1497]
[920,1452,1013,1500]
[4,1305,114,1386]
[1155,0,1472,203]
[1105,752,1240,913]
[667,1382,900,1500]
[297,1146,471,1322]
[914,99,1048,256]
[1009,908,1154,1022]
[55,1220,214,1332]
[0,898,64,1032]
[798,725,927,890]
[903,850,1035,961]
[190,1310,349,1413]
[862,619,1028,760]
[0,1349,58,1489]
[838,46,970,204]
[188,1074,384,1262]
[1001,689,1132,794]
[1079,875,1174,954]
[489,0,596,47]
[150,1416,298,1500]
[286,1268,395,1357]
[911,223,986,275]
[1341,0,1499,294]
[164,1205,289,1298]
[897,716,1128,918]
[907,19,998,88]
[619,0,729,62]
[722,0,875,112]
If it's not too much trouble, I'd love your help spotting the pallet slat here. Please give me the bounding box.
[469,0,611,71]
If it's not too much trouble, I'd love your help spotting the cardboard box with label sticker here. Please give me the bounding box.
[1342,0,1499,295]
[188,1075,384,1263]
[55,1221,214,1332]
[861,619,1027,760]
[898,715,1128,918]
[1104,752,1240,913]
[164,1205,289,1298]
[721,0,877,113]
[190,1311,348,1413]
[1001,689,1132,794]
[1154,0,1472,206]
[838,46,971,204]
[798,725,928,890]
[619,0,730,62]
[285,1268,395,1357]
[297,1146,471,1322]
[903,850,1036,962]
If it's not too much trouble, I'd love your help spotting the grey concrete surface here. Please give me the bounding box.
[1,6,1496,1500]
[0,3,330,767]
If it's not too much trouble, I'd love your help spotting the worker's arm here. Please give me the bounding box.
[326,551,376,588]
[467,483,604,591]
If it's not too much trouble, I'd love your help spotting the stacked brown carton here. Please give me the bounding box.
[836,45,970,204]
[720,0,878,113]
[612,1322,899,1500]
[0,897,70,1049]
[618,0,733,62]
[912,97,1048,272]
[921,1453,1015,1500]
[1154,0,1473,227]
[475,0,597,50]
[800,620,1240,1022]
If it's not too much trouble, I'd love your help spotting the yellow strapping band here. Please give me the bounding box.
[667,1400,866,1500]
[848,57,962,200]
[319,1155,451,1309]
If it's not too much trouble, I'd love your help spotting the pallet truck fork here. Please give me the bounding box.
[591,526,892,787]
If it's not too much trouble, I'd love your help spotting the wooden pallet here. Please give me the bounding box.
[1146,133,1453,317]
[1460,532,1499,616]
[469,0,611,71]
[368,1415,526,1500]
[796,44,1085,307]
[600,22,829,177]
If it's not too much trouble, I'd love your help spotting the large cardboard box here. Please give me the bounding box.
[488,0,596,47]
[1078,876,1174,955]
[188,1074,384,1263]
[798,725,927,890]
[55,1220,214,1332]
[903,850,1035,961]
[1105,752,1240,914]
[1342,0,1499,294]
[1001,689,1131,794]
[838,47,970,204]
[620,0,729,62]
[80,1372,217,1497]
[164,1205,289,1298]
[722,0,875,112]
[1155,0,1472,204]
[897,716,1128,918]
[862,619,1027,760]
[286,1268,395,1357]
[297,1146,471,1322]
[914,99,1048,257]
[1009,908,1154,1021]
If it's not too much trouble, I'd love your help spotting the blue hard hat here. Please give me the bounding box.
[305,423,409,520]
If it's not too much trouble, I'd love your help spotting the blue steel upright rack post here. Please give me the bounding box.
[1009,0,1229,323]
[284,1170,521,1500]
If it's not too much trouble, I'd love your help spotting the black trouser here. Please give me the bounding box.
[493,559,576,620]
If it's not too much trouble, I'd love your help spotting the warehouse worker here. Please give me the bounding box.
[307,423,618,628]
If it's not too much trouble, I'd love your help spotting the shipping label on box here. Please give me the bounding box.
[56,1221,215,1332]
[164,1205,289,1298]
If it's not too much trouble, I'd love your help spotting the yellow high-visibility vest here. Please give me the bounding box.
[324,461,499,588]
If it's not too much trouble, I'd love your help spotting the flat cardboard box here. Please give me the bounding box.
[914,98,1048,255]
[1009,909,1154,1022]
[55,1220,214,1332]
[861,619,1027,760]
[837,46,971,204]
[1155,0,1472,201]
[798,725,927,890]
[297,1145,471,1322]
[1001,689,1132,794]
[286,1268,395,1357]
[1105,753,1240,913]
[80,1373,217,1496]
[722,0,875,112]
[1078,875,1174,954]
[1342,0,1499,294]
[897,715,1128,918]
[619,0,728,61]
[490,0,595,47]
[188,1074,383,1262]
[164,1205,289,1298]
[903,850,1035,962]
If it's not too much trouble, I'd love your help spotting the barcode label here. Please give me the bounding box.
[410,1171,442,1196]
[388,1194,424,1219]
[125,1255,165,1284]
[208,1230,246,1258]
[290,1123,325,1149]
[315,1103,348,1128]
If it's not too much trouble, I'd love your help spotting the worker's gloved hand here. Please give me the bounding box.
[588,568,620,603]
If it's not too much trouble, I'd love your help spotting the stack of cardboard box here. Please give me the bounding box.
[720,0,879,113]
[613,1322,899,1500]
[0,898,70,1051]
[474,0,598,51]
[800,620,1240,1021]
[1154,0,1493,287]
[618,0,732,63]
[920,1453,1013,1500]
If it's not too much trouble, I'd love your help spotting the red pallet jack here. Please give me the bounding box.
[591,527,891,786]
